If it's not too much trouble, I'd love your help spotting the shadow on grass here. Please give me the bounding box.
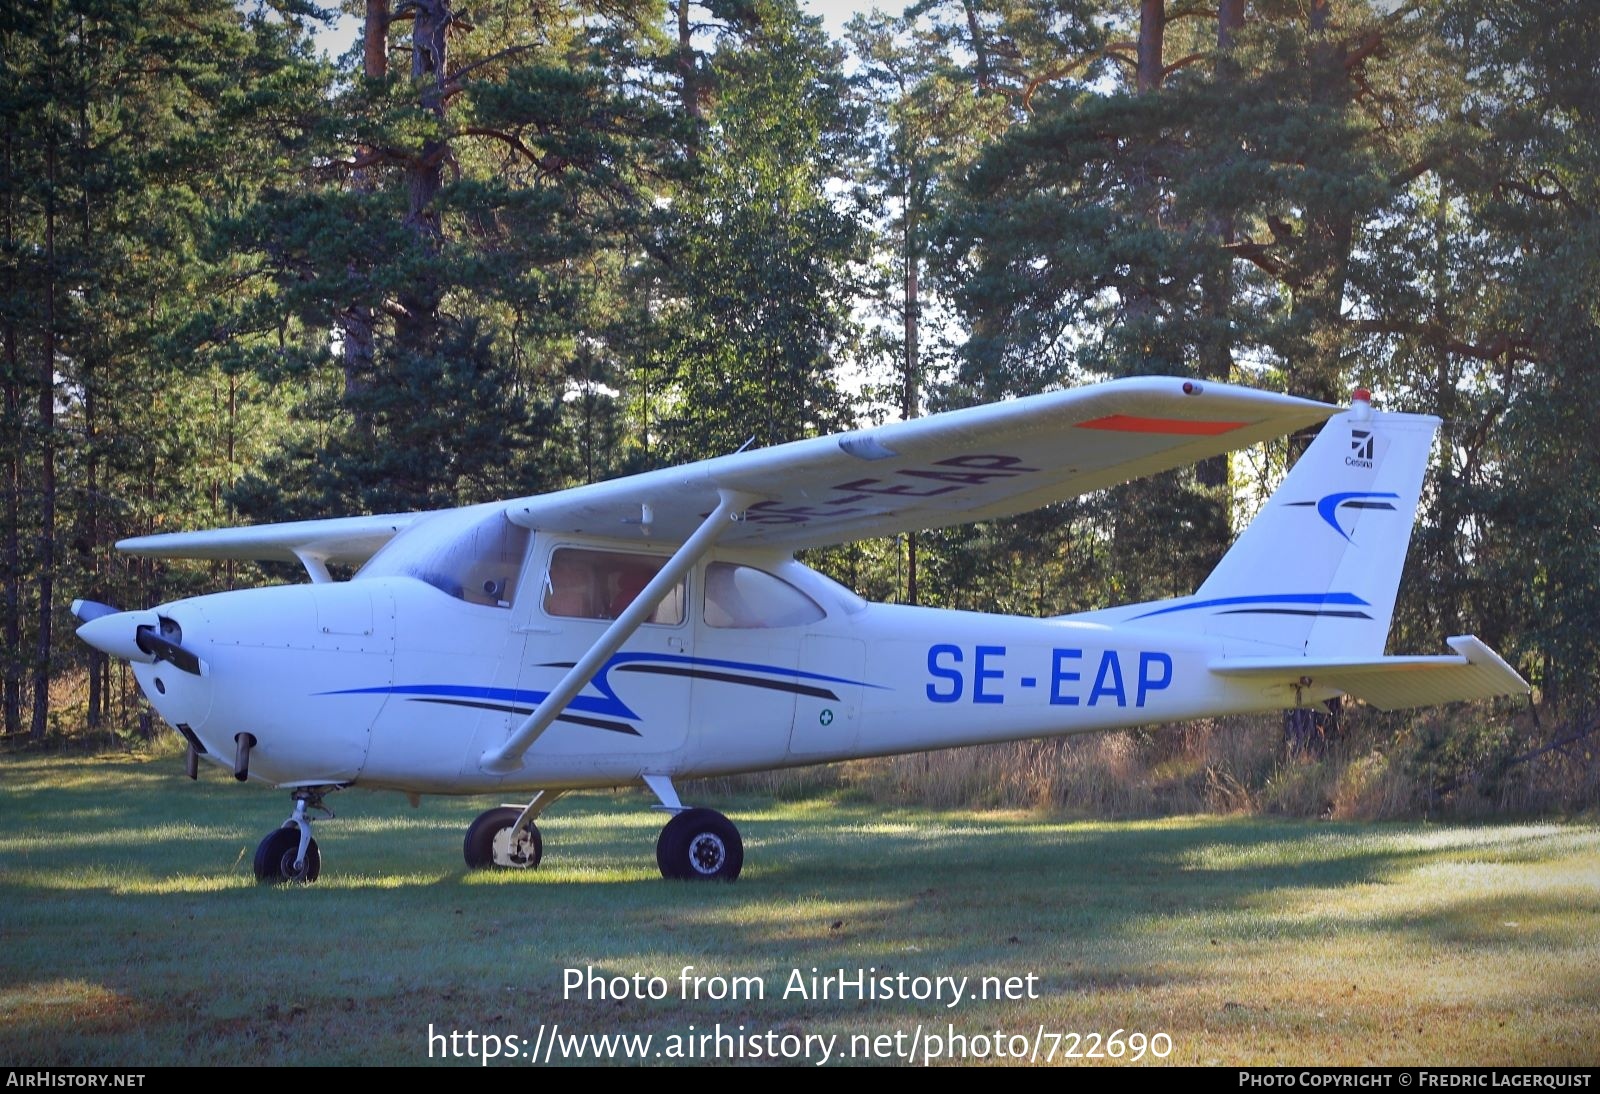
[3,752,1597,1065]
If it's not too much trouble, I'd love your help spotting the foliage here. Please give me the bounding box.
[635,0,868,465]
[1,0,330,735]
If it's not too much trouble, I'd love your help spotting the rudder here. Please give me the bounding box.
[1129,394,1439,657]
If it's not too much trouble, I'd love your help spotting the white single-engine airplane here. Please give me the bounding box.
[73,378,1529,883]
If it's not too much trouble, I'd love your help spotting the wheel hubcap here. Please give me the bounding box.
[492,826,537,868]
[688,832,726,875]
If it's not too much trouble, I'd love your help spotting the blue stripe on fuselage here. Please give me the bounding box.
[319,651,887,727]
[1129,592,1370,621]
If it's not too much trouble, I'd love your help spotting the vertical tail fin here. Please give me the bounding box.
[1125,395,1439,657]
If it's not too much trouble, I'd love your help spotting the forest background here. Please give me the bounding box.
[3,0,1596,818]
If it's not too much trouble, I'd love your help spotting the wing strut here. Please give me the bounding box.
[292,549,333,585]
[479,490,757,774]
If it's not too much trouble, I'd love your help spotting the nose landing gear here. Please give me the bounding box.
[463,789,566,870]
[254,788,337,884]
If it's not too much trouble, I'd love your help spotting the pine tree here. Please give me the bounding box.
[846,8,1007,604]
[0,0,332,736]
[225,0,674,521]
[639,0,868,466]
[935,1,1456,602]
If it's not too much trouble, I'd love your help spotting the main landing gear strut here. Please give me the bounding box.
[643,774,742,881]
[462,776,744,882]
[254,787,336,884]
[655,807,743,881]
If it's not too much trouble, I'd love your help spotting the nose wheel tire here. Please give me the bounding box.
[253,827,320,884]
[656,808,742,881]
[464,806,543,870]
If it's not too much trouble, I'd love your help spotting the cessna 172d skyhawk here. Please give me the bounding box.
[72,377,1529,883]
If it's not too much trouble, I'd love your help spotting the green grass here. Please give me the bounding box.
[2,750,1598,1066]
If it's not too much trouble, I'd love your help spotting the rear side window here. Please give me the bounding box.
[542,548,685,625]
[703,562,825,629]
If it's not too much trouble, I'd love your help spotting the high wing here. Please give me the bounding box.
[505,377,1336,548]
[118,512,420,572]
[115,378,1334,566]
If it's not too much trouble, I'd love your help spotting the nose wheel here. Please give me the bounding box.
[464,806,543,869]
[463,790,564,871]
[254,827,320,883]
[254,788,334,884]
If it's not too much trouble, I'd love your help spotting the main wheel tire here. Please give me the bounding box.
[464,806,543,870]
[253,827,320,884]
[656,808,742,881]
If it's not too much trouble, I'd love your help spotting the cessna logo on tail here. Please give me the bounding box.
[1347,429,1375,467]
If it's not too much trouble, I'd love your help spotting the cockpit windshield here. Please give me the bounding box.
[356,506,531,608]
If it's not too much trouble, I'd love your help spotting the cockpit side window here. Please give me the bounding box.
[356,508,530,608]
[542,548,686,625]
[703,562,825,628]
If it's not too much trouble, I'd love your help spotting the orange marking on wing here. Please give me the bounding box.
[1076,414,1248,436]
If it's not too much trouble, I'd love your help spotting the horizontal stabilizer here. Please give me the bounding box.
[1211,636,1531,711]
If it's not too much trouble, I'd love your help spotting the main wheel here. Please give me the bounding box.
[253,827,320,884]
[656,808,742,881]
[464,806,542,870]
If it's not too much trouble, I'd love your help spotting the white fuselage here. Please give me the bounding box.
[133,534,1277,796]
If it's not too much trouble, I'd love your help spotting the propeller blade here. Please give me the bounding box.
[135,624,207,677]
[71,599,120,623]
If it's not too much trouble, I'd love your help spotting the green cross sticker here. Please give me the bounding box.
[819,709,835,726]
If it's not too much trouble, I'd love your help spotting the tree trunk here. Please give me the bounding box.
[1428,178,1462,637]
[341,0,389,432]
[1125,0,1165,339]
[1197,0,1247,496]
[85,352,103,729]
[3,300,19,737]
[363,0,389,77]
[394,0,449,356]
[1292,0,1356,407]
[1218,0,1244,48]
[961,0,991,92]
[3,69,21,736]
[31,8,58,740]
[77,8,104,728]
[406,0,447,246]
[676,0,699,153]
[226,371,237,589]
[1136,0,1165,95]
[904,157,920,605]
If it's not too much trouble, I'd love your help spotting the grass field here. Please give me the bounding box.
[2,749,1598,1067]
